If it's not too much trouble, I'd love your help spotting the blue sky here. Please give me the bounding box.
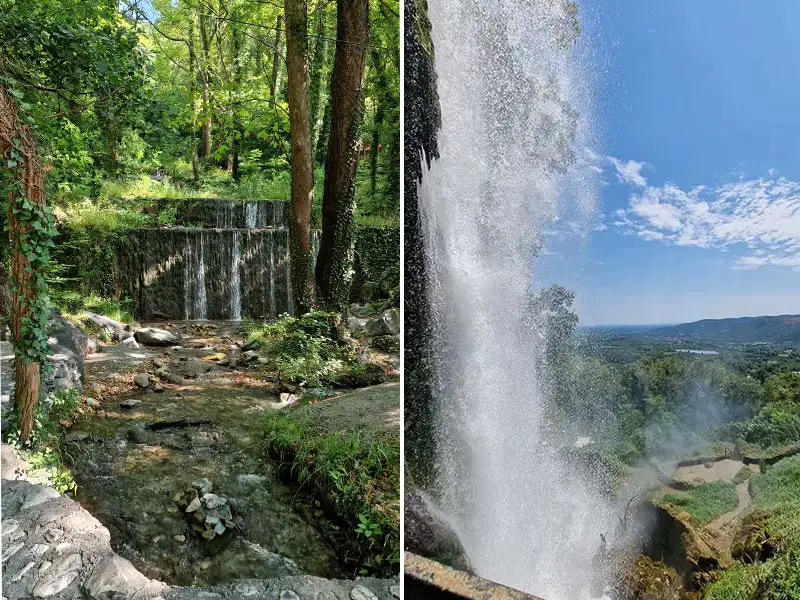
[542,1,800,325]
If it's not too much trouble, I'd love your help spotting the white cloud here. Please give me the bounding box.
[608,157,648,187]
[614,172,800,270]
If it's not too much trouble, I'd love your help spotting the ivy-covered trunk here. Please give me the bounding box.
[284,0,317,314]
[315,0,369,312]
[1,87,55,444]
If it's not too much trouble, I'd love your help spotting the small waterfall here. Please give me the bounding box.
[195,230,208,320]
[230,230,242,320]
[245,202,257,228]
[268,231,277,317]
[118,200,320,320]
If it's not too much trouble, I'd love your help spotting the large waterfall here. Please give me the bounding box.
[118,200,314,321]
[420,1,612,598]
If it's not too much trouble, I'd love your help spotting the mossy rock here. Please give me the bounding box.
[371,335,400,354]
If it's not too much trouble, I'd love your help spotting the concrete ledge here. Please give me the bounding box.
[404,552,545,600]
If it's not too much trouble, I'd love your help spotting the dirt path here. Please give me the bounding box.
[66,321,346,586]
[666,459,758,562]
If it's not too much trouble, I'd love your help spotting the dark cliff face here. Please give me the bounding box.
[404,0,441,486]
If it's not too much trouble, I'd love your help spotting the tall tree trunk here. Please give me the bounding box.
[0,88,46,444]
[369,48,386,199]
[270,15,284,100]
[198,9,213,159]
[315,0,369,312]
[188,22,202,186]
[314,93,332,165]
[284,0,316,314]
[308,1,329,156]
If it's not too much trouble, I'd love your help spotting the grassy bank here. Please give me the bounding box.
[262,385,400,576]
[660,481,739,526]
[704,456,800,599]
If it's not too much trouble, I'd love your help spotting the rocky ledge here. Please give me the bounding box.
[1,446,398,600]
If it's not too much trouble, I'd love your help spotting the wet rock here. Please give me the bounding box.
[64,432,90,443]
[350,586,378,600]
[279,393,298,405]
[349,303,372,317]
[120,399,142,410]
[177,358,213,379]
[280,591,301,600]
[134,328,179,346]
[133,374,150,388]
[404,485,472,572]
[202,493,227,509]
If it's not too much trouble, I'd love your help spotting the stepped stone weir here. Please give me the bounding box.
[117,200,318,320]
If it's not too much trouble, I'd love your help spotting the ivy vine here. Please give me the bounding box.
[1,88,58,369]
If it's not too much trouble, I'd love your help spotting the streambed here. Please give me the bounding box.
[65,321,343,586]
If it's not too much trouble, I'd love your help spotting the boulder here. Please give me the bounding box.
[365,309,400,337]
[48,311,97,359]
[134,328,179,346]
[82,312,133,343]
[133,374,150,388]
[404,486,472,573]
[44,346,83,396]
[120,337,139,349]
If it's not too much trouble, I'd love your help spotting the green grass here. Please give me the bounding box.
[704,563,764,600]
[661,481,739,526]
[264,411,400,576]
[750,455,800,549]
[52,292,134,324]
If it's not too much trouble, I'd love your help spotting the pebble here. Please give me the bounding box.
[120,399,142,409]
[173,534,185,543]
[192,478,213,494]
[10,561,35,582]
[86,398,101,409]
[350,586,378,600]
[185,497,202,513]
[133,373,150,388]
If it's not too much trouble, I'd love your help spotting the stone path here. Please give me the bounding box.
[2,445,398,599]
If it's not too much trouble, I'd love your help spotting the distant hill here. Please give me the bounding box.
[651,314,800,343]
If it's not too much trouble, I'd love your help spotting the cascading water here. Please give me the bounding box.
[420,1,613,598]
[230,230,242,320]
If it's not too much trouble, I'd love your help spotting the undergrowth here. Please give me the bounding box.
[263,410,400,576]
[246,312,386,387]
[52,291,134,324]
[2,387,81,494]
